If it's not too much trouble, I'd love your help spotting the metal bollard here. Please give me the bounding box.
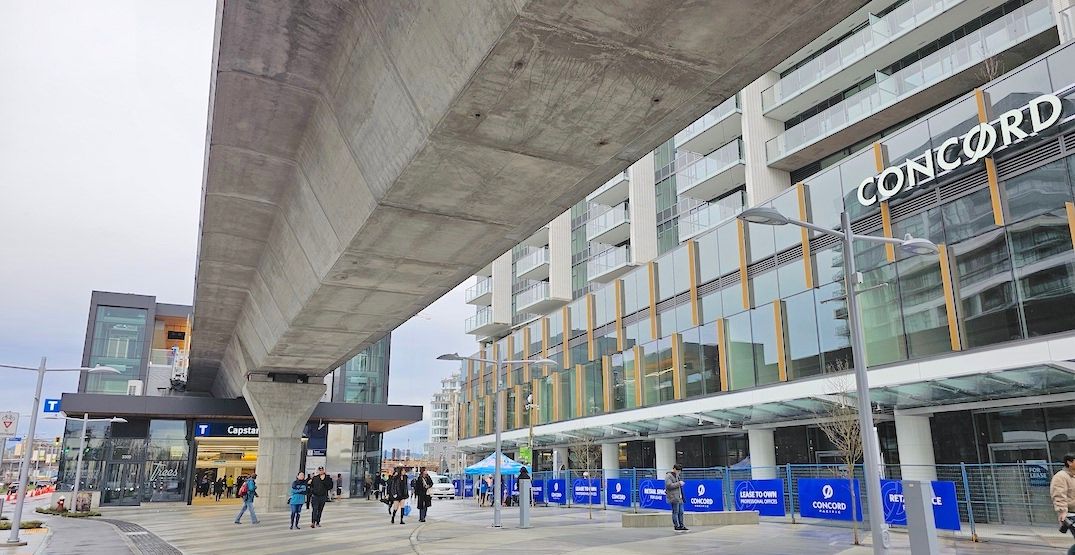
[519,478,532,529]
[905,481,940,555]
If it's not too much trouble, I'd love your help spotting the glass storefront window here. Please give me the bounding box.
[772,190,802,253]
[751,303,781,386]
[942,188,997,244]
[952,227,1023,348]
[560,369,576,420]
[548,310,564,347]
[896,254,952,359]
[747,216,776,264]
[716,222,740,276]
[721,280,745,315]
[986,60,1051,122]
[681,327,705,398]
[701,290,722,323]
[568,299,586,338]
[697,228,722,283]
[926,97,977,150]
[783,291,822,380]
[892,208,945,261]
[641,340,660,405]
[841,150,879,221]
[815,281,853,373]
[814,243,845,287]
[884,120,931,168]
[584,362,603,416]
[806,166,844,233]
[1001,159,1073,225]
[656,251,675,301]
[724,311,755,391]
[1008,211,1075,336]
[860,263,907,366]
[143,460,187,503]
[777,259,808,298]
[853,229,888,274]
[751,269,780,306]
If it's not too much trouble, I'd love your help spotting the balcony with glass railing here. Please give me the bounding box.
[674,95,741,155]
[465,276,492,305]
[766,0,1054,166]
[465,306,506,337]
[1061,5,1075,43]
[586,202,631,244]
[762,0,971,118]
[587,245,633,282]
[515,281,566,313]
[675,139,745,201]
[149,348,188,369]
[516,247,550,280]
[677,190,746,241]
[587,170,631,206]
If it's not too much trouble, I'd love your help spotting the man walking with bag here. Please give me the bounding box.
[233,472,259,525]
[309,466,333,528]
[665,464,687,532]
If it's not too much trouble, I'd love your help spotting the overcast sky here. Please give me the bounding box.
[0,1,473,453]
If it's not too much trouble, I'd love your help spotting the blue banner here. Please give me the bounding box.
[639,478,670,510]
[532,479,545,504]
[734,479,786,517]
[606,478,632,507]
[452,479,462,497]
[572,478,601,505]
[798,478,862,521]
[547,479,567,505]
[880,480,960,531]
[1027,462,1051,487]
[463,479,474,497]
[684,479,724,512]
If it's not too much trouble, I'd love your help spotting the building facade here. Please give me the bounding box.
[458,0,1075,495]
[57,291,416,506]
[426,373,462,473]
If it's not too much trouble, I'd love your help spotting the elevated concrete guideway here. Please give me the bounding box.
[192,0,865,396]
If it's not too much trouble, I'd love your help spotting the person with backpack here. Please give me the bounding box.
[234,472,259,525]
[364,473,373,501]
[289,471,308,530]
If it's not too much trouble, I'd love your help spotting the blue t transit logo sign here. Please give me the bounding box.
[42,399,61,413]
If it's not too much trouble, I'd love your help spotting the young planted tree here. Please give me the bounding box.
[814,370,865,545]
[570,435,602,519]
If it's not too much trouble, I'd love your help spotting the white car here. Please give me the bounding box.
[428,473,455,499]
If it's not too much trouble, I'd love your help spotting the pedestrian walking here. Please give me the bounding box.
[336,472,343,500]
[199,475,210,497]
[364,473,373,501]
[415,468,434,523]
[226,474,236,498]
[1051,454,1075,555]
[234,472,259,525]
[308,466,333,528]
[289,471,308,530]
[387,466,409,525]
[665,464,687,532]
[214,477,226,501]
[478,475,489,507]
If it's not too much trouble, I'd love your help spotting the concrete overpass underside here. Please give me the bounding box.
[192,0,866,397]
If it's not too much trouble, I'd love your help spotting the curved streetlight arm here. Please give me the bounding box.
[0,363,120,373]
[782,215,914,246]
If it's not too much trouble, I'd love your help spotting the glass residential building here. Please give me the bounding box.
[458,0,1075,496]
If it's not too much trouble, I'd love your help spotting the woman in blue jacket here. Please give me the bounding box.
[290,471,308,530]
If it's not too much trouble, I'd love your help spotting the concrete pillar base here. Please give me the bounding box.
[748,429,776,480]
[243,379,326,513]
[654,438,676,472]
[601,443,620,479]
[895,415,938,482]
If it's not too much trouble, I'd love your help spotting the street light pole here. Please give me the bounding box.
[6,357,45,546]
[738,207,938,555]
[841,210,891,553]
[492,349,503,528]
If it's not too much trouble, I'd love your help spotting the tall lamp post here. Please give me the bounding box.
[0,359,118,546]
[738,207,938,555]
[437,353,556,528]
[46,413,127,512]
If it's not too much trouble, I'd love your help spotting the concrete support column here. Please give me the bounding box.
[654,438,676,472]
[601,443,620,479]
[895,415,938,482]
[748,429,777,480]
[243,378,327,513]
[553,447,570,473]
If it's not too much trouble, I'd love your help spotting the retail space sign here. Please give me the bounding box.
[194,422,259,437]
[856,93,1063,207]
[734,479,786,517]
[547,479,566,504]
[880,480,960,531]
[572,477,600,505]
[606,478,632,507]
[684,480,724,512]
[639,478,670,510]
[0,411,17,438]
[531,479,544,504]
[798,478,862,522]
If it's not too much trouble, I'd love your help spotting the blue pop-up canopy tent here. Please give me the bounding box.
[464,453,524,475]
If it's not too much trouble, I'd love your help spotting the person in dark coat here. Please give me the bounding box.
[214,477,226,501]
[387,466,409,525]
[415,468,434,522]
[308,466,333,528]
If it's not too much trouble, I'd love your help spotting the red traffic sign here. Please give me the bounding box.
[0,411,18,438]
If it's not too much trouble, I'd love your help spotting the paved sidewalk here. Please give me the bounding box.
[92,498,1065,555]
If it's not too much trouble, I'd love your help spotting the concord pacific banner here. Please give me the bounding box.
[798,478,863,522]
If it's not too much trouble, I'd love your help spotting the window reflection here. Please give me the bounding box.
[952,228,1024,347]
[724,311,755,390]
[896,254,952,358]
[859,263,907,366]
[1001,159,1073,224]
[1008,211,1075,336]
[783,292,822,379]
